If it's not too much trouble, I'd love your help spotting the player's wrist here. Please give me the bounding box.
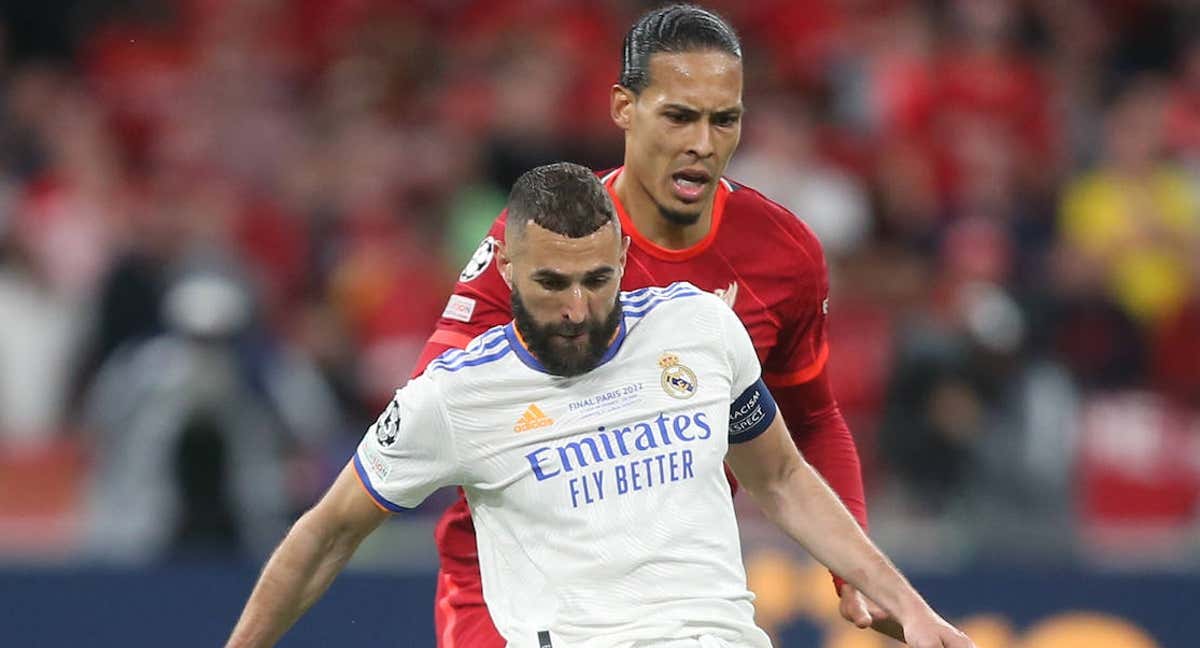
[890,593,935,628]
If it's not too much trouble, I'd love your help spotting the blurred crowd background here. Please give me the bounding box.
[0,0,1198,582]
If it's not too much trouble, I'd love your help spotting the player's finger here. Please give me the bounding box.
[838,591,872,628]
[865,596,891,620]
[944,628,975,648]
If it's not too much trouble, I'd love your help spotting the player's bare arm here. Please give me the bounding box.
[225,462,388,648]
[725,414,976,648]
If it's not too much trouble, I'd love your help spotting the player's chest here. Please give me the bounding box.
[458,346,732,489]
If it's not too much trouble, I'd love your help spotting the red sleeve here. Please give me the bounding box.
[762,227,830,386]
[762,227,867,593]
[410,214,513,378]
[772,370,868,594]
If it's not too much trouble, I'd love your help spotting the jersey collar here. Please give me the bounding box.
[602,167,730,263]
[504,316,628,375]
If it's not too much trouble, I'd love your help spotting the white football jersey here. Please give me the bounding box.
[355,282,775,648]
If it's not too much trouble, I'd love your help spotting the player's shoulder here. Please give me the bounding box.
[721,177,826,261]
[622,281,723,321]
[424,325,514,377]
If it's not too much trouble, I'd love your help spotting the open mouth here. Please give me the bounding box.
[671,169,712,203]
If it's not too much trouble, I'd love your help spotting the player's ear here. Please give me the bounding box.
[611,84,635,130]
[496,242,514,289]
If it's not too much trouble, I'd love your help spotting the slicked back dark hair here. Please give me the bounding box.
[620,4,742,95]
[507,162,616,242]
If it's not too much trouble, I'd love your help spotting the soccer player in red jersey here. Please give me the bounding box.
[418,6,896,646]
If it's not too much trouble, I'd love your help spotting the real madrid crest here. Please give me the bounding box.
[659,352,698,399]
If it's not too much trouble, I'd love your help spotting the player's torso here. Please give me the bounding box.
[445,293,759,644]
[454,301,736,550]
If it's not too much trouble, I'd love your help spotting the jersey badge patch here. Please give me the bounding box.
[659,353,698,399]
[713,281,738,309]
[442,294,476,322]
[375,399,400,446]
[460,236,498,282]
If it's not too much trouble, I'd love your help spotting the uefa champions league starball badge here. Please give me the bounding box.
[659,353,698,399]
[375,400,400,446]
[460,236,498,282]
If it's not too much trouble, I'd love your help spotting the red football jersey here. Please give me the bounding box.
[414,167,844,577]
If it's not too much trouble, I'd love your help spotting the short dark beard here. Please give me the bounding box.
[657,203,702,226]
[512,289,623,377]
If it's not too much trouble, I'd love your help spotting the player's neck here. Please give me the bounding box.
[613,169,713,250]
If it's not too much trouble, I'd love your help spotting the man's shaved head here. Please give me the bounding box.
[505,162,620,254]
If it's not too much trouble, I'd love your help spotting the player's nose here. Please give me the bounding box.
[687,123,715,158]
[561,286,587,324]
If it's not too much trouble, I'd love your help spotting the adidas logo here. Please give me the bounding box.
[514,404,554,433]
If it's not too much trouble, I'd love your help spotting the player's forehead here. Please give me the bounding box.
[516,221,621,275]
[640,50,743,112]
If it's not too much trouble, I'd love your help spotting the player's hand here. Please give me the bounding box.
[838,583,905,641]
[898,611,976,648]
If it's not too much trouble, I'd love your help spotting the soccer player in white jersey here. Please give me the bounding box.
[226,163,975,648]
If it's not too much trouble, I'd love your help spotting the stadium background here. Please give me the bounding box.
[0,0,1198,646]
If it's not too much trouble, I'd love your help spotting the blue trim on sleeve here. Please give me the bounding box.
[622,282,697,309]
[433,346,513,373]
[430,329,508,368]
[728,378,778,444]
[352,452,407,513]
[427,331,513,373]
[622,290,703,319]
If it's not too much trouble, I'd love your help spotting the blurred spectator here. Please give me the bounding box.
[0,230,85,446]
[1151,294,1200,408]
[82,269,339,563]
[1059,76,1200,326]
[1165,36,1200,176]
[729,99,871,257]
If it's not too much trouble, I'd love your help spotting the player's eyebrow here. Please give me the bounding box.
[531,266,616,282]
[531,269,568,282]
[662,102,743,117]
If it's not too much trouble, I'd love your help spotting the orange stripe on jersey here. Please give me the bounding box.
[352,464,393,514]
[431,329,475,349]
[763,342,830,387]
[511,323,531,351]
[604,167,729,262]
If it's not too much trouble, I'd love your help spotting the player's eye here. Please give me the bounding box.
[713,113,740,127]
[536,277,569,291]
[583,275,610,290]
[665,111,692,124]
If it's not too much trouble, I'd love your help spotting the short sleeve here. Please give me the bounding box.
[416,214,514,368]
[354,374,459,510]
[717,298,763,399]
[718,301,778,444]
